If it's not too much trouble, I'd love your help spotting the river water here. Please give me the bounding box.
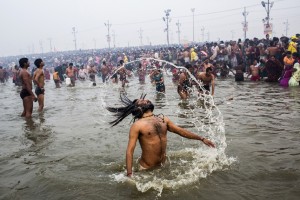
[0,68,300,200]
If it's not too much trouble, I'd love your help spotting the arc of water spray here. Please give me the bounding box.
[108,57,201,86]
[106,57,218,112]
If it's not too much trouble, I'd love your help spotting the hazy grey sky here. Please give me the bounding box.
[0,0,299,56]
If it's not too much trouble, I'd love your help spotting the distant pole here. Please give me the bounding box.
[201,26,205,42]
[104,20,112,49]
[138,28,143,46]
[283,19,289,36]
[242,7,249,73]
[242,7,248,41]
[261,0,274,26]
[261,0,274,34]
[72,27,78,50]
[112,31,116,48]
[48,38,52,52]
[163,9,171,46]
[176,20,181,44]
[191,8,195,43]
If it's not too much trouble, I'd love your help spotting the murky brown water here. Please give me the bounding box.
[0,72,300,200]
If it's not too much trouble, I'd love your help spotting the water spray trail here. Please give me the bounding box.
[105,57,233,196]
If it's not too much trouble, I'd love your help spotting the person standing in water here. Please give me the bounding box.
[53,69,61,88]
[118,60,128,88]
[177,64,193,100]
[101,61,109,83]
[247,59,260,81]
[88,63,97,83]
[106,94,215,177]
[66,63,75,86]
[0,66,4,83]
[33,58,45,112]
[19,58,37,118]
[150,68,165,93]
[137,62,146,84]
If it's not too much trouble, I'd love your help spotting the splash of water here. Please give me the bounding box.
[102,58,235,196]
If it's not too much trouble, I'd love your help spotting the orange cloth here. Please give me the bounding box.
[283,56,294,66]
[53,72,59,80]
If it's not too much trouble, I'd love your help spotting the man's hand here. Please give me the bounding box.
[202,138,215,148]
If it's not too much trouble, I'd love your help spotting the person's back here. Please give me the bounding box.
[53,71,59,80]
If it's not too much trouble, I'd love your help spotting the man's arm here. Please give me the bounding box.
[34,70,43,88]
[165,116,215,148]
[126,123,140,177]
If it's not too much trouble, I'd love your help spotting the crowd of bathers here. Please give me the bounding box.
[0,33,299,87]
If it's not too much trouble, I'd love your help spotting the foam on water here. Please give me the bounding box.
[102,58,235,196]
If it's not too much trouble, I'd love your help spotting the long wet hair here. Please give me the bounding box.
[106,93,154,126]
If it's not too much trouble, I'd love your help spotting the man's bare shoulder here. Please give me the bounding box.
[20,69,29,77]
[131,120,145,129]
[198,72,205,78]
[35,68,43,75]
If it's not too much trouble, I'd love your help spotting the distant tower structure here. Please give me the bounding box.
[138,28,143,46]
[176,20,181,44]
[163,9,171,46]
[72,27,78,50]
[242,7,249,41]
[104,20,112,49]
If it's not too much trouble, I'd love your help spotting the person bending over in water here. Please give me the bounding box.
[196,67,215,96]
[106,94,215,177]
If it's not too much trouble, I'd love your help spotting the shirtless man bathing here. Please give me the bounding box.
[106,94,215,177]
[19,58,37,118]
[33,58,45,111]
[197,67,215,96]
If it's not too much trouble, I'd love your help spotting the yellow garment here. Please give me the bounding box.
[291,35,297,40]
[288,41,297,54]
[190,50,198,62]
[53,72,59,80]
[124,55,128,63]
